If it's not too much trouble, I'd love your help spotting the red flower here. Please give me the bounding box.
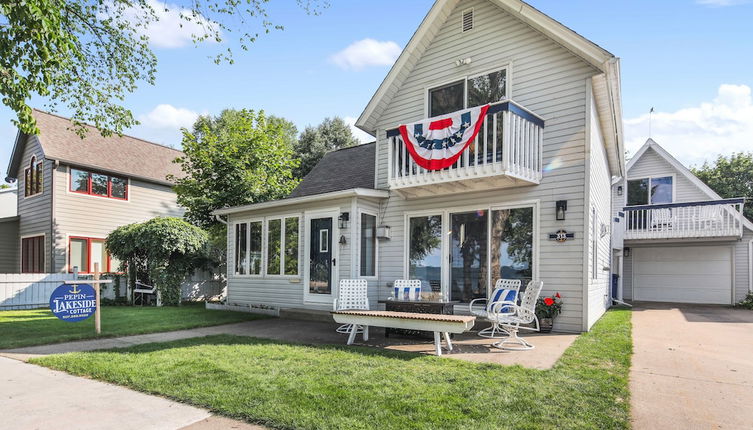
[544,297,555,306]
[555,293,561,299]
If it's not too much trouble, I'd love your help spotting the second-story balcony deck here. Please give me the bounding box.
[621,198,746,241]
[386,100,544,198]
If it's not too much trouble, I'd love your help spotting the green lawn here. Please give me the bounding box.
[33,309,632,429]
[0,304,265,349]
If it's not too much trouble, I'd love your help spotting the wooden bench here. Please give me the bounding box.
[332,310,476,356]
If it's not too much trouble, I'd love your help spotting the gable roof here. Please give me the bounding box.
[627,138,753,231]
[6,109,185,186]
[288,143,376,198]
[355,0,624,177]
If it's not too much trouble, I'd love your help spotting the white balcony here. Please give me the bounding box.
[386,100,544,198]
[622,199,746,241]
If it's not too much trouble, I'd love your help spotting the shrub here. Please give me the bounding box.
[107,217,209,305]
[737,292,753,310]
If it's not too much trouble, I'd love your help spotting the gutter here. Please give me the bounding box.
[212,188,390,216]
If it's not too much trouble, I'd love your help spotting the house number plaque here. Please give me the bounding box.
[548,229,575,243]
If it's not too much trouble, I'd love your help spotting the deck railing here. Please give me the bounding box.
[386,100,544,189]
[622,198,746,240]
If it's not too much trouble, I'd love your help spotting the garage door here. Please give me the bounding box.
[633,246,732,304]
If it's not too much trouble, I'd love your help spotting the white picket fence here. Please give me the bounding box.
[0,273,78,310]
[0,270,224,310]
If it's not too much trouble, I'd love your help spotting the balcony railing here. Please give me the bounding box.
[622,198,746,240]
[386,100,544,192]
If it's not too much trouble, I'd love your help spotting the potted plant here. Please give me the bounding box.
[535,293,562,333]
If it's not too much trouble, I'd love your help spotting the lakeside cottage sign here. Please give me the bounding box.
[49,283,97,322]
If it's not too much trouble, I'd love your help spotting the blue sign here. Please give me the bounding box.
[49,284,96,322]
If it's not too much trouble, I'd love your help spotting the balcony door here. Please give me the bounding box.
[304,209,339,304]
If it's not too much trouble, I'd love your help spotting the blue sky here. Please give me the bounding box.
[2,0,753,181]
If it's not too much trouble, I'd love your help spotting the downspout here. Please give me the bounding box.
[50,160,58,273]
[749,239,753,293]
[214,214,228,225]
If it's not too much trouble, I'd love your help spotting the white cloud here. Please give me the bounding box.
[697,0,751,6]
[344,116,374,143]
[330,39,401,71]
[133,104,203,147]
[117,0,220,49]
[624,84,753,167]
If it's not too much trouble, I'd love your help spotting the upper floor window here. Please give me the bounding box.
[24,156,43,197]
[428,67,508,117]
[627,176,673,206]
[70,168,128,200]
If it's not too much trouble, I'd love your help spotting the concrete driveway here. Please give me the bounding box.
[631,303,753,429]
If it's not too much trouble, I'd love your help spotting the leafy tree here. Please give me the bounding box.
[1,0,324,137]
[171,109,299,230]
[692,152,753,222]
[107,217,209,306]
[294,117,360,178]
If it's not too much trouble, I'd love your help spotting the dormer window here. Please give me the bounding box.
[70,168,128,200]
[24,156,43,197]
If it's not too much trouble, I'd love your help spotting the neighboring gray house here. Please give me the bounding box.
[214,0,624,332]
[611,139,751,305]
[2,109,184,274]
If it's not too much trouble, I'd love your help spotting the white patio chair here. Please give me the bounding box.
[333,279,369,341]
[393,279,422,301]
[490,280,545,351]
[468,279,522,338]
[133,281,157,306]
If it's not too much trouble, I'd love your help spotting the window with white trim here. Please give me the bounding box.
[627,176,673,206]
[234,216,299,276]
[427,67,508,117]
[360,213,376,277]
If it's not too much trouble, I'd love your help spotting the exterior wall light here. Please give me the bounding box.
[556,200,567,221]
[617,185,623,196]
[338,212,350,229]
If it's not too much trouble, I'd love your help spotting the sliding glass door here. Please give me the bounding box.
[409,205,534,303]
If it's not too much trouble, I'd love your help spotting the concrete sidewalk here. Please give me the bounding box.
[631,303,753,429]
[0,356,263,430]
[1,318,577,369]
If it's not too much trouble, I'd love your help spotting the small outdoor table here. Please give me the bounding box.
[378,299,459,338]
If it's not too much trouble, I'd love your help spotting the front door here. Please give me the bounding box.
[304,210,338,303]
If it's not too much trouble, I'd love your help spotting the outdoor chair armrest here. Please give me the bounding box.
[489,300,518,315]
[468,297,488,314]
[333,298,338,311]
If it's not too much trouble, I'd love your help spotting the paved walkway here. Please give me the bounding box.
[0,356,264,430]
[1,318,577,369]
[631,303,753,429]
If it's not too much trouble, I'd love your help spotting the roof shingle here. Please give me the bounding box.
[28,109,185,184]
[288,143,375,198]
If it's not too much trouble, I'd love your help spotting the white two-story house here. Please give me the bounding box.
[214,0,624,332]
[611,139,752,305]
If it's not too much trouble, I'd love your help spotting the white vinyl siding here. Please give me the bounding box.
[586,91,612,329]
[373,0,599,332]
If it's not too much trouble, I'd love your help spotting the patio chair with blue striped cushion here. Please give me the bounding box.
[468,279,522,338]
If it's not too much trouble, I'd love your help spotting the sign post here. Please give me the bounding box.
[93,263,101,334]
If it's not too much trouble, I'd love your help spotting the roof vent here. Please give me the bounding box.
[462,8,474,32]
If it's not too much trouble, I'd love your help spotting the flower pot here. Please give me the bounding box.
[539,317,554,333]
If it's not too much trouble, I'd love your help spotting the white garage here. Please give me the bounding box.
[632,246,733,304]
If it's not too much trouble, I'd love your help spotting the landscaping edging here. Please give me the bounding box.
[205,302,280,317]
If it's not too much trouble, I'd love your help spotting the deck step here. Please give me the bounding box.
[279,307,333,323]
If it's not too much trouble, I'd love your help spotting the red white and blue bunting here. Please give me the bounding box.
[398,104,490,170]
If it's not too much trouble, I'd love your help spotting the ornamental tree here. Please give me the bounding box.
[0,0,325,137]
[293,117,360,179]
[171,109,299,230]
[106,217,209,305]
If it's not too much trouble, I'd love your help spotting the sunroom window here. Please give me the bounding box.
[234,217,299,276]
